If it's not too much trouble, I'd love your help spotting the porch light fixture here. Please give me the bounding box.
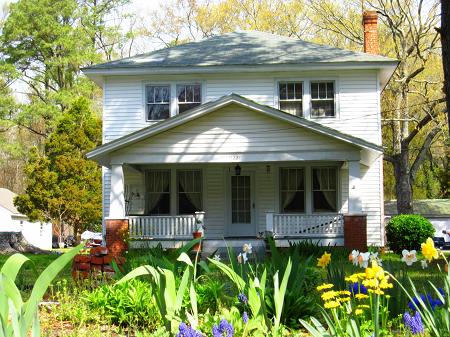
[234,164,241,176]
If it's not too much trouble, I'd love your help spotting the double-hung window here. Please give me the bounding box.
[145,170,171,215]
[177,84,201,113]
[311,81,335,117]
[177,170,203,214]
[280,168,305,213]
[146,85,170,120]
[278,82,303,116]
[312,167,337,212]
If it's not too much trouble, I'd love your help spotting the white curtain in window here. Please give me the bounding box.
[145,170,170,213]
[314,169,336,210]
[178,170,202,211]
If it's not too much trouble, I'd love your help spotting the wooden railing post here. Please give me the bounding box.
[266,212,274,233]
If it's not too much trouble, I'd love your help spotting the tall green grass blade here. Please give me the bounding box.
[1,254,30,282]
[274,258,292,330]
[208,258,245,290]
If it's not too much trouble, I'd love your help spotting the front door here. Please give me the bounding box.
[228,174,255,236]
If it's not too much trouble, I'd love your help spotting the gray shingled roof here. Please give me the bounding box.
[84,31,396,70]
[385,199,450,217]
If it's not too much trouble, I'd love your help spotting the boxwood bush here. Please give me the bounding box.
[386,214,434,253]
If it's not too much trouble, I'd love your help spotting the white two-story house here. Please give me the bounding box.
[84,12,397,252]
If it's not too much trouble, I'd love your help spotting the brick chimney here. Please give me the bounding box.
[363,11,379,54]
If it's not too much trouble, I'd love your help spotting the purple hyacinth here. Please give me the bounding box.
[212,319,234,337]
[349,282,368,295]
[242,311,249,324]
[177,322,203,337]
[238,292,248,304]
[408,292,445,311]
[403,311,424,335]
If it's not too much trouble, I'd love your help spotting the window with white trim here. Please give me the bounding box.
[145,170,171,215]
[177,84,201,113]
[279,82,303,116]
[145,85,170,120]
[280,168,305,213]
[177,169,203,214]
[312,167,337,212]
[310,81,335,117]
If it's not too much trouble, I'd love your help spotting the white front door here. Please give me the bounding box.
[228,173,256,236]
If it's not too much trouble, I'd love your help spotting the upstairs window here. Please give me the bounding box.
[311,81,335,117]
[312,167,337,212]
[146,85,170,121]
[279,82,303,116]
[280,168,305,213]
[177,84,201,113]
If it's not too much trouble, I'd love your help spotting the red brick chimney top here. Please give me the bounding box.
[363,11,379,54]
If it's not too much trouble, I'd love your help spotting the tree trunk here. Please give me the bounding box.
[0,232,46,254]
[441,0,450,134]
[393,149,414,214]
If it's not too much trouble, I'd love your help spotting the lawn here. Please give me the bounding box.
[1,241,449,336]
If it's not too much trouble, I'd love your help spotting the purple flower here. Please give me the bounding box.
[212,319,234,337]
[349,282,368,295]
[408,292,445,311]
[238,292,248,304]
[242,311,249,324]
[177,322,203,337]
[403,311,424,335]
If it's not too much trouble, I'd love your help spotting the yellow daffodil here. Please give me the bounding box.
[316,283,334,291]
[421,237,439,262]
[354,308,364,315]
[339,290,351,296]
[321,290,338,301]
[339,296,351,303]
[317,252,331,268]
[324,300,340,309]
[355,293,369,300]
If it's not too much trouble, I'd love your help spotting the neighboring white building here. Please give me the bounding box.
[385,199,450,243]
[84,15,398,248]
[0,188,52,250]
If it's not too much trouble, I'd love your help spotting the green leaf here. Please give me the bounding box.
[177,252,193,267]
[208,258,245,290]
[1,254,30,282]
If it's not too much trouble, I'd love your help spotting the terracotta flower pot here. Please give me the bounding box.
[192,231,203,252]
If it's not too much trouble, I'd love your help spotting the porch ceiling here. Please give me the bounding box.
[87,94,382,167]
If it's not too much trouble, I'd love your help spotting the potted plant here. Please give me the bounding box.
[193,211,205,252]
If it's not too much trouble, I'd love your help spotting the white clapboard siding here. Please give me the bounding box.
[112,104,357,160]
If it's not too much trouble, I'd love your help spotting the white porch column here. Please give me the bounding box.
[348,161,362,213]
[266,212,274,233]
[110,164,126,218]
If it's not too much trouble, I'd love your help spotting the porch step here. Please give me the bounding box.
[201,239,266,260]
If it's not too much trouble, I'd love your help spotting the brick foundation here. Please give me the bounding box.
[344,214,367,251]
[105,218,129,256]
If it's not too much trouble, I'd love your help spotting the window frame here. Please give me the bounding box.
[142,81,205,123]
[176,169,203,215]
[176,83,202,114]
[278,81,304,117]
[279,167,306,214]
[311,166,338,213]
[144,84,171,121]
[310,80,336,119]
[144,169,171,215]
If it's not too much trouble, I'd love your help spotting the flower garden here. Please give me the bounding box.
[0,237,449,337]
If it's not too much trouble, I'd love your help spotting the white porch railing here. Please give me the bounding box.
[129,215,196,239]
[266,213,344,237]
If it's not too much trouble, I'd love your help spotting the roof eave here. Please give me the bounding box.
[82,61,399,86]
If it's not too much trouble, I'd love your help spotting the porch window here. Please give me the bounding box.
[177,170,203,214]
[279,82,303,116]
[146,85,170,120]
[177,84,201,113]
[145,170,171,215]
[312,167,337,212]
[311,81,335,117]
[280,168,305,213]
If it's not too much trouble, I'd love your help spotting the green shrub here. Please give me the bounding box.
[386,214,435,253]
[84,279,160,329]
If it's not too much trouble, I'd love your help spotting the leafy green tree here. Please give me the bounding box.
[15,98,102,241]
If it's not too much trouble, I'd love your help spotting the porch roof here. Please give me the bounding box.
[87,93,383,166]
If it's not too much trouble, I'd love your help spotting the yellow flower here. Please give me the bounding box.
[355,294,369,300]
[339,290,351,296]
[354,308,364,315]
[317,283,334,291]
[317,252,332,268]
[340,297,351,303]
[358,304,370,309]
[321,290,338,301]
[421,237,439,262]
[324,300,340,309]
